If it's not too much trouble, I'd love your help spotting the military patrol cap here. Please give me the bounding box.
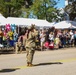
[28,24,35,30]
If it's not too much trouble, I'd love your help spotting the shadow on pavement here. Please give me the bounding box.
[34,62,63,66]
[0,68,20,73]
[0,50,14,55]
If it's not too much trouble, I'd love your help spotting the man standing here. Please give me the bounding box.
[25,25,38,67]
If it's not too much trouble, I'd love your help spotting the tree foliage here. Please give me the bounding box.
[0,0,24,17]
[25,0,59,22]
[24,0,33,8]
[64,1,76,20]
[0,0,61,22]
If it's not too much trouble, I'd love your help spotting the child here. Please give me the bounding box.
[54,35,61,49]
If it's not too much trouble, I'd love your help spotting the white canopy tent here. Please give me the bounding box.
[6,17,53,27]
[0,13,7,25]
[54,21,76,29]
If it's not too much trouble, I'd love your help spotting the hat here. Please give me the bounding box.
[28,24,35,29]
[31,24,35,28]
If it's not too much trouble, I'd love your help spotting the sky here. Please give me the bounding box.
[55,0,65,8]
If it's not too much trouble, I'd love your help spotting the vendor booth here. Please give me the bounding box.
[0,14,7,26]
[54,21,76,29]
[6,17,53,27]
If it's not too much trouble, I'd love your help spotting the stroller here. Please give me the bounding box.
[49,41,54,49]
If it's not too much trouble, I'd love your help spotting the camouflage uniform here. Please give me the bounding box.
[15,42,22,53]
[25,29,38,66]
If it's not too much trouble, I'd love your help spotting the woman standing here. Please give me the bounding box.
[25,25,38,67]
[0,27,3,45]
[40,30,46,51]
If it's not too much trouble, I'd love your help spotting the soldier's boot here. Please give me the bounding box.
[29,64,33,67]
[29,63,33,67]
[27,62,29,67]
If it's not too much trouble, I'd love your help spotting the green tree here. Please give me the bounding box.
[0,0,5,16]
[64,1,76,20]
[25,0,59,22]
[0,0,24,17]
[0,0,61,22]
[24,0,33,8]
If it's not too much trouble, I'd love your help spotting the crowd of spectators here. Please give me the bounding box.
[37,27,76,50]
[0,25,76,52]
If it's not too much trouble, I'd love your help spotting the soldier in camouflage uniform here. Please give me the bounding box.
[25,25,38,67]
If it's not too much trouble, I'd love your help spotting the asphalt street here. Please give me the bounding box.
[0,47,76,75]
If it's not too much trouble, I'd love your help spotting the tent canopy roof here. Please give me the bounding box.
[0,13,7,25]
[54,21,76,29]
[7,17,52,27]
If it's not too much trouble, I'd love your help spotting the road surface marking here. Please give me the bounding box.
[15,58,76,69]
[55,58,76,62]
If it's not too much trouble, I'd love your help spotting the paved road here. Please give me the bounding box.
[0,47,76,75]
